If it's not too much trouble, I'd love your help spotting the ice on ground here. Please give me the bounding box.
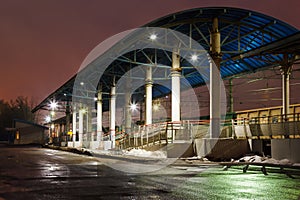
[123,149,167,158]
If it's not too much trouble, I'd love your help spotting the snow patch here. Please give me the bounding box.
[123,149,167,158]
[237,155,297,166]
[237,155,265,163]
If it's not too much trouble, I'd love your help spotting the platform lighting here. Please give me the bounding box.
[130,103,137,111]
[80,82,84,86]
[153,104,159,111]
[191,54,198,61]
[45,115,51,123]
[149,34,157,40]
[50,111,55,117]
[94,97,98,101]
[80,108,87,114]
[49,100,58,110]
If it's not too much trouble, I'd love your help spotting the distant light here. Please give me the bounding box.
[50,111,55,116]
[45,115,51,123]
[64,93,67,96]
[165,96,169,99]
[149,34,157,40]
[191,54,198,61]
[49,100,58,110]
[94,97,98,101]
[130,103,137,111]
[80,82,84,86]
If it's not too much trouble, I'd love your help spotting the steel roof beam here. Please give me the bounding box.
[231,32,300,60]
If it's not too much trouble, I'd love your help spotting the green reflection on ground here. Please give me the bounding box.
[173,166,300,200]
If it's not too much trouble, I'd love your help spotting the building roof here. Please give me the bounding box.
[32,7,299,113]
[13,119,49,130]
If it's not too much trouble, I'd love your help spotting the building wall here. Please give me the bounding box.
[14,121,47,145]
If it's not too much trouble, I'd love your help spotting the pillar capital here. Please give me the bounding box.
[280,65,292,75]
[171,67,182,72]
[110,85,116,97]
[145,79,153,86]
[170,69,181,77]
[97,93,102,102]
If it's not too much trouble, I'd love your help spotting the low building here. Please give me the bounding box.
[13,119,48,145]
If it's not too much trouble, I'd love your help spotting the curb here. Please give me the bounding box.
[43,145,93,156]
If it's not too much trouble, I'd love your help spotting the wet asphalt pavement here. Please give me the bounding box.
[0,145,200,200]
[0,144,299,200]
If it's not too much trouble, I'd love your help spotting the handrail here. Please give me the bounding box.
[233,113,300,125]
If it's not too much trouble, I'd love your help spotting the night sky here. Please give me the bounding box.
[1,0,299,104]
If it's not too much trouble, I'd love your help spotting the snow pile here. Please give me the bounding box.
[237,155,296,166]
[123,149,167,159]
[262,158,292,165]
[237,155,265,163]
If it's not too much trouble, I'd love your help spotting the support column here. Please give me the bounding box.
[282,70,290,118]
[171,51,181,122]
[65,100,71,133]
[145,66,153,125]
[59,124,62,137]
[210,17,222,138]
[72,110,76,143]
[228,78,234,113]
[125,93,132,133]
[110,83,116,149]
[281,57,292,121]
[78,107,84,147]
[97,90,102,143]
[86,108,92,143]
[124,76,132,133]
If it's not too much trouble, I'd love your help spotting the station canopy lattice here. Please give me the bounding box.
[32,7,299,113]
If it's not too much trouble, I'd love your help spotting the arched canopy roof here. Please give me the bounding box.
[146,7,298,76]
[32,7,299,113]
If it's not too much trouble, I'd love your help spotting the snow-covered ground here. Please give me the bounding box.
[89,148,167,159]
[88,147,300,168]
[123,149,167,159]
[237,155,300,166]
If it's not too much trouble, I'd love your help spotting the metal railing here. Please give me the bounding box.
[116,119,234,149]
[232,113,300,139]
[53,113,300,149]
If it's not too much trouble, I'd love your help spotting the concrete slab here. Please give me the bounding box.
[272,139,300,163]
[194,138,251,161]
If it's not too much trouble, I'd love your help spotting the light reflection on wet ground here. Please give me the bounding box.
[0,146,299,199]
[172,166,300,199]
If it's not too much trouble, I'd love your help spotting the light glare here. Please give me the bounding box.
[191,54,198,61]
[49,100,58,109]
[130,103,137,111]
[149,34,157,40]
[45,115,51,123]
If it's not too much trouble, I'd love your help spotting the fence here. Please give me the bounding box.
[232,113,300,139]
